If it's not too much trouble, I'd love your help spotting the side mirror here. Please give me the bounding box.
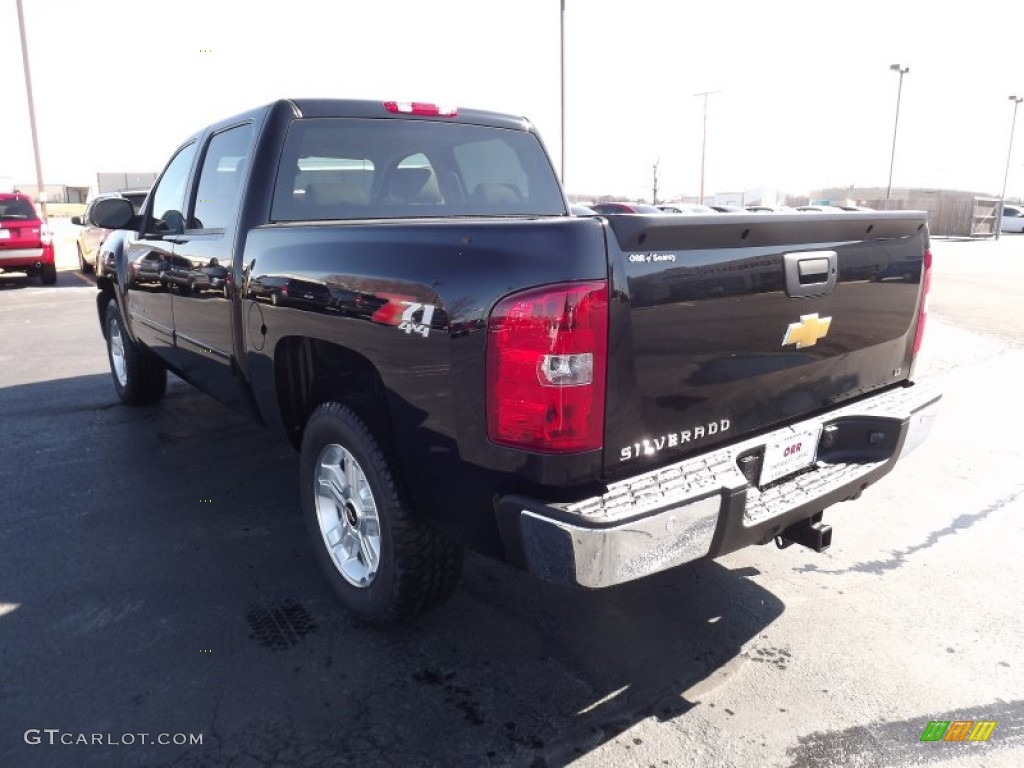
[71,215,83,226]
[91,197,135,229]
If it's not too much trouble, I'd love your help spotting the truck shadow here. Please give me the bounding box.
[428,555,783,765]
[0,375,784,767]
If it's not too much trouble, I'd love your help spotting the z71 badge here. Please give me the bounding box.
[397,302,436,338]
[371,295,438,339]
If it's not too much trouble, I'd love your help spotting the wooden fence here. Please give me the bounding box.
[857,196,1000,237]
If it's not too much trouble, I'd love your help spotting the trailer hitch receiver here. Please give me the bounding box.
[776,513,832,552]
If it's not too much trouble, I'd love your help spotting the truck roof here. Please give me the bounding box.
[203,98,534,136]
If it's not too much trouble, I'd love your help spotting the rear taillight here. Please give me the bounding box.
[912,248,932,357]
[486,281,608,453]
[384,101,457,117]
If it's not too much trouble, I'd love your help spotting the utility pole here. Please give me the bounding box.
[651,158,660,205]
[560,0,566,187]
[694,90,721,204]
[996,96,1022,241]
[886,64,910,201]
[16,0,47,220]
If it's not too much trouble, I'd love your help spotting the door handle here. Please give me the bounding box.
[784,250,837,298]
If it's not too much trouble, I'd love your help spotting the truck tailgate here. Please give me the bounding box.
[603,211,929,479]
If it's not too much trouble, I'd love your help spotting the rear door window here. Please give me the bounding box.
[190,123,254,231]
[271,118,565,221]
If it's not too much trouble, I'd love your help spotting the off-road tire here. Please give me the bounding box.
[105,302,167,405]
[300,402,463,625]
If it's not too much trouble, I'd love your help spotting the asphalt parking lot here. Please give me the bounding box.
[1,232,1022,767]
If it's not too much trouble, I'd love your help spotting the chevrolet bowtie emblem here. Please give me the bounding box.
[782,313,832,349]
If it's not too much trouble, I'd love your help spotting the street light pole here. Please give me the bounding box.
[886,64,909,201]
[694,90,720,205]
[16,0,47,220]
[995,95,1023,242]
[560,0,566,187]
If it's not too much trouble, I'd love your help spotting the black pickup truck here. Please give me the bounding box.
[92,99,940,624]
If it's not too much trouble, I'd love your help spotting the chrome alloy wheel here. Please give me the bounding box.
[109,318,128,387]
[314,444,381,587]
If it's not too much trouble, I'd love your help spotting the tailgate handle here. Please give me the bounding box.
[784,250,837,298]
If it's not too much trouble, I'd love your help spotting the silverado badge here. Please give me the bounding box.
[782,313,832,349]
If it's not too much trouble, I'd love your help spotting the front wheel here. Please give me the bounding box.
[105,302,167,405]
[300,402,463,625]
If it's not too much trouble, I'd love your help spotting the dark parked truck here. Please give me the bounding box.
[91,99,940,624]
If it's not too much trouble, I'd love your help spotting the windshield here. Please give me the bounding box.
[271,118,566,221]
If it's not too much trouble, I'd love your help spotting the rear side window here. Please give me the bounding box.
[191,123,254,231]
[271,118,565,221]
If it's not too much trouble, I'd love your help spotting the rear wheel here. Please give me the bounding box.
[300,402,463,625]
[40,264,57,285]
[105,302,167,405]
[78,244,93,274]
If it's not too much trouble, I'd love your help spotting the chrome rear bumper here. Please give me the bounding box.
[498,384,941,588]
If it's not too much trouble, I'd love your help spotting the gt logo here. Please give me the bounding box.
[398,302,436,338]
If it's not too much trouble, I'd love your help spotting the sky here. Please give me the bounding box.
[2,0,1023,202]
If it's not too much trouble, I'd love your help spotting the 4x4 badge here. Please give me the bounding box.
[782,313,832,349]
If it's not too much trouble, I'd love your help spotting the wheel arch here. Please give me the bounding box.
[273,336,393,451]
[95,280,117,339]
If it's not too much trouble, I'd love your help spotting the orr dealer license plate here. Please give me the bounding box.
[759,425,822,486]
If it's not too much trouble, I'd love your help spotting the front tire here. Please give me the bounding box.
[300,402,463,625]
[105,302,167,405]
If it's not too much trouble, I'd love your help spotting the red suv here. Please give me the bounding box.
[0,193,56,285]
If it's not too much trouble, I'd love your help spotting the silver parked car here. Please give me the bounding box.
[795,205,846,213]
[72,190,149,274]
[1000,204,1024,233]
[746,205,795,213]
[658,203,716,214]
